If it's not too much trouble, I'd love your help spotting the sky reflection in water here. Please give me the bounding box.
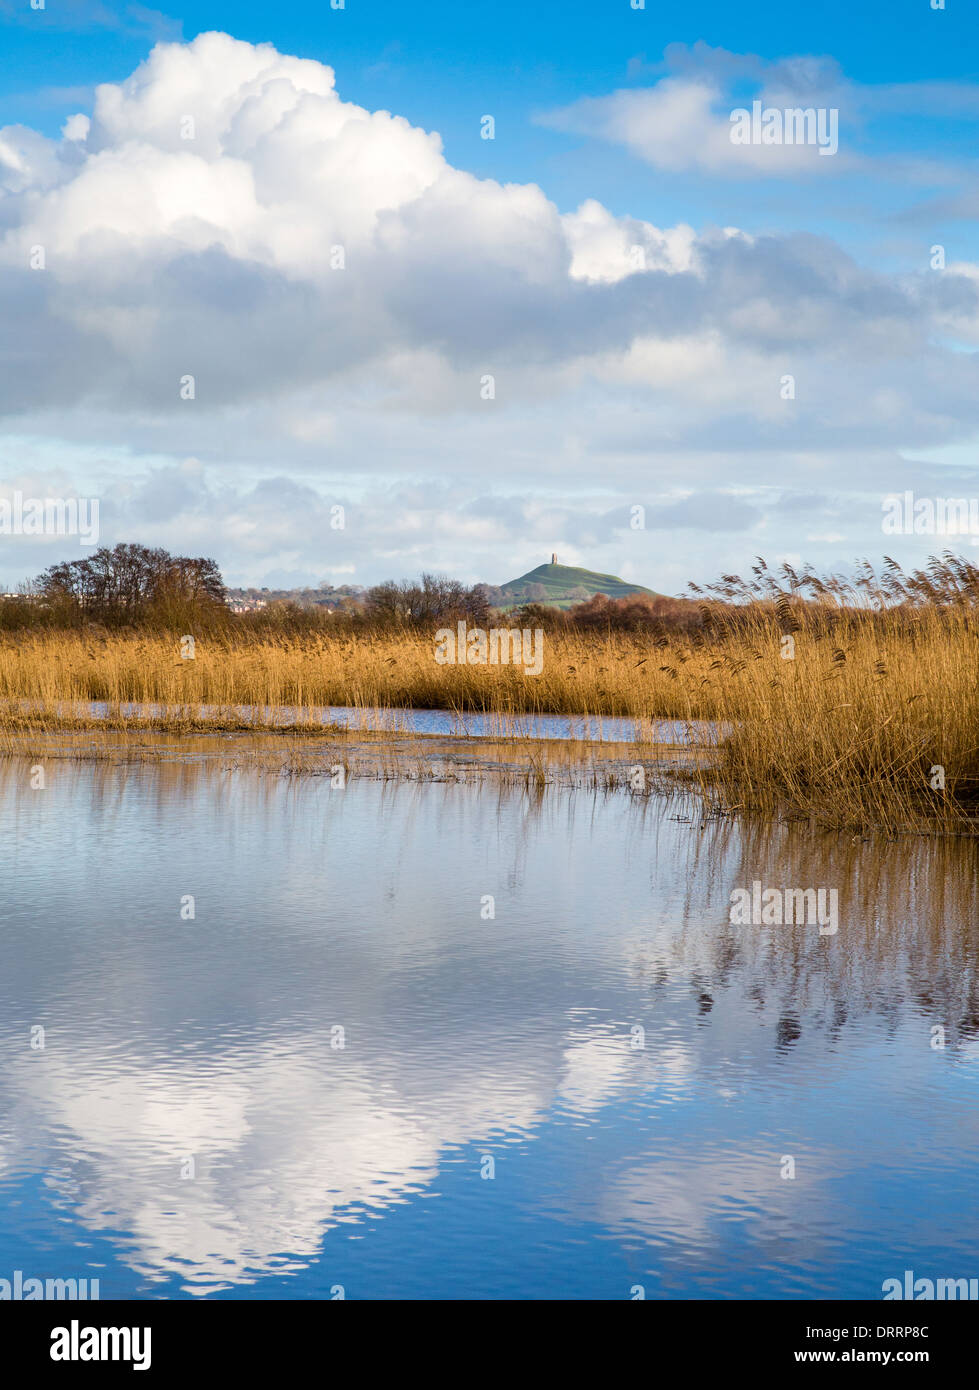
[0,759,977,1299]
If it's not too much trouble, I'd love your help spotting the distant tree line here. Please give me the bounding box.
[506,592,703,634]
[362,574,492,627]
[0,544,706,636]
[16,543,227,628]
[225,581,365,612]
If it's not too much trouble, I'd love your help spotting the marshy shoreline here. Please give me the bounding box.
[3,551,979,836]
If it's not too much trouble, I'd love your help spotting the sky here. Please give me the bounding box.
[0,0,978,592]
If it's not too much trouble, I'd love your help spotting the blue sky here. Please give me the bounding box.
[4,1,976,254]
[1,2,978,589]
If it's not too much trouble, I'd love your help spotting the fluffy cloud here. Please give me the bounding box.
[543,77,851,176]
[543,42,979,182]
[0,32,977,587]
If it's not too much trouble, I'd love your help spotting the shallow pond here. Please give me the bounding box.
[0,759,976,1298]
[70,700,714,743]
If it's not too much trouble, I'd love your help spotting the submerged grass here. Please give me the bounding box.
[0,727,697,803]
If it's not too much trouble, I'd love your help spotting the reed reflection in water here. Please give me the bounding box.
[0,757,976,1298]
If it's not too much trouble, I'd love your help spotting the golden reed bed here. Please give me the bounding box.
[0,608,976,832]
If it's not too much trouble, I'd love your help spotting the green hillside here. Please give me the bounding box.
[497,562,659,611]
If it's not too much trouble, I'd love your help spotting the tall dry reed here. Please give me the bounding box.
[1,554,976,831]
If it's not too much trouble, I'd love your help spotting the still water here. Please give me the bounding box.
[75,700,713,743]
[1,759,977,1299]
